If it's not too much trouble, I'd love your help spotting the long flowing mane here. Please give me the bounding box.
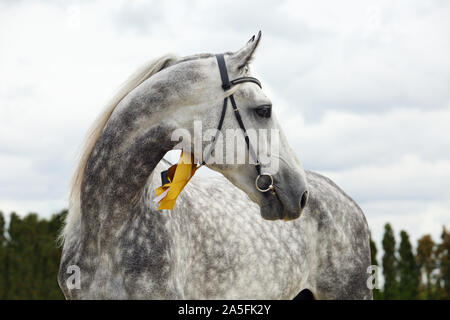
[61,54,178,242]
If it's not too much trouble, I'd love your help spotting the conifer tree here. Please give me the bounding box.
[398,230,419,299]
[0,211,6,299]
[416,235,436,299]
[370,233,378,266]
[382,223,397,299]
[3,211,65,299]
[437,227,450,299]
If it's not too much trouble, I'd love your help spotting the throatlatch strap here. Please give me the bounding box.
[202,97,228,165]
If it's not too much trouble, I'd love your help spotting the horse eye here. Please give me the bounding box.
[255,105,272,118]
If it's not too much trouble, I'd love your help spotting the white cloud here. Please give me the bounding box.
[281,107,450,171]
[258,0,450,118]
[321,155,450,202]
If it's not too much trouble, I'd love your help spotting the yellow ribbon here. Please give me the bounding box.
[154,151,198,210]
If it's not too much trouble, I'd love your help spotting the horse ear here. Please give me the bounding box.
[231,31,262,69]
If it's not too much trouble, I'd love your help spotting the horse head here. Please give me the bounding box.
[165,31,309,220]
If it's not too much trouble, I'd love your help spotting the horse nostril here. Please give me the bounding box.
[300,190,309,210]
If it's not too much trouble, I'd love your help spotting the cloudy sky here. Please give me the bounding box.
[1,0,449,250]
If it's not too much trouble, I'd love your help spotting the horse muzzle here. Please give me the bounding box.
[259,170,308,221]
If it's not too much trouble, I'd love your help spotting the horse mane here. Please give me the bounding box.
[60,54,178,243]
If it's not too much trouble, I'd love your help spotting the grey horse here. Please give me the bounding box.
[58,32,372,299]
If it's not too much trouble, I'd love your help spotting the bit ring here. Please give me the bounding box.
[255,174,274,192]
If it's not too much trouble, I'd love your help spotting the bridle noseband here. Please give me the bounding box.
[202,54,274,193]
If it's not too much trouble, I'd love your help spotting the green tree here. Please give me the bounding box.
[416,235,436,299]
[3,211,65,299]
[398,230,420,299]
[436,227,450,299]
[370,233,378,266]
[41,211,66,299]
[382,223,397,299]
[6,213,39,299]
[0,211,6,299]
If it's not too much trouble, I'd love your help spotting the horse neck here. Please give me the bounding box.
[80,91,178,244]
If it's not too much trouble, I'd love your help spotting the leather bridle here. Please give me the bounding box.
[202,54,274,193]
